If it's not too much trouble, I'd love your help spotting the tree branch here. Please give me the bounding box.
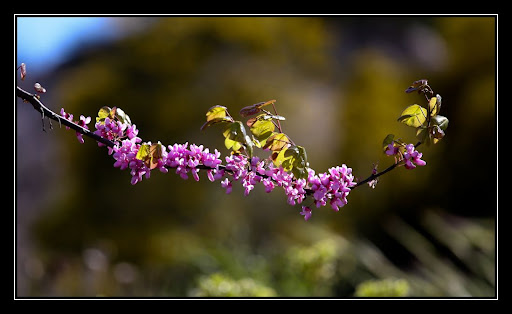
[16,86,115,148]
[351,141,423,190]
[16,85,421,198]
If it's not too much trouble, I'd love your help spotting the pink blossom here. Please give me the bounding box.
[300,206,312,221]
[221,178,233,194]
[385,143,399,156]
[403,144,426,169]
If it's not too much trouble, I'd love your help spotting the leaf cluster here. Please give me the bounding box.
[201,100,308,179]
[396,79,449,146]
[96,106,132,126]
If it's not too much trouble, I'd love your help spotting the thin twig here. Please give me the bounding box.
[16,86,115,148]
[350,141,422,190]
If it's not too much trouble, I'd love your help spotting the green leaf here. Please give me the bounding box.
[296,146,307,168]
[115,107,132,126]
[431,115,449,131]
[224,137,243,152]
[398,104,427,128]
[249,115,275,137]
[262,133,290,152]
[428,96,441,117]
[273,146,293,169]
[96,106,115,124]
[135,142,164,169]
[292,146,308,179]
[136,142,151,161]
[276,145,308,179]
[206,105,229,120]
[382,134,395,152]
[223,121,252,155]
[292,167,308,180]
[416,127,429,145]
[244,134,254,158]
[430,115,448,144]
[416,115,448,145]
[201,105,233,130]
[248,115,276,147]
[201,117,233,131]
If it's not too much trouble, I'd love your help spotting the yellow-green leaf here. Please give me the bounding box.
[202,105,234,131]
[428,96,441,117]
[96,106,114,124]
[398,104,427,128]
[206,105,228,121]
[223,121,249,154]
[263,133,290,152]
[136,143,151,161]
[273,146,292,169]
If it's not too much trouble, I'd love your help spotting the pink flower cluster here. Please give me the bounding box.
[219,155,357,220]
[59,107,358,221]
[60,108,91,144]
[299,165,357,221]
[111,141,224,186]
[112,139,150,185]
[166,143,222,182]
[94,117,141,152]
[403,144,426,169]
[385,142,426,169]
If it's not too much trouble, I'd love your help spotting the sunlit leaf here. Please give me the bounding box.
[398,104,427,128]
[249,116,275,137]
[135,142,164,169]
[248,115,276,148]
[263,133,290,152]
[136,142,151,161]
[428,96,441,117]
[206,105,229,121]
[115,107,132,126]
[273,146,292,169]
[96,106,116,124]
[201,105,233,131]
[273,145,308,179]
[223,121,249,153]
[224,137,242,152]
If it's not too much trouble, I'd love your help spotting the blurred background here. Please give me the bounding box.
[16,16,496,297]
